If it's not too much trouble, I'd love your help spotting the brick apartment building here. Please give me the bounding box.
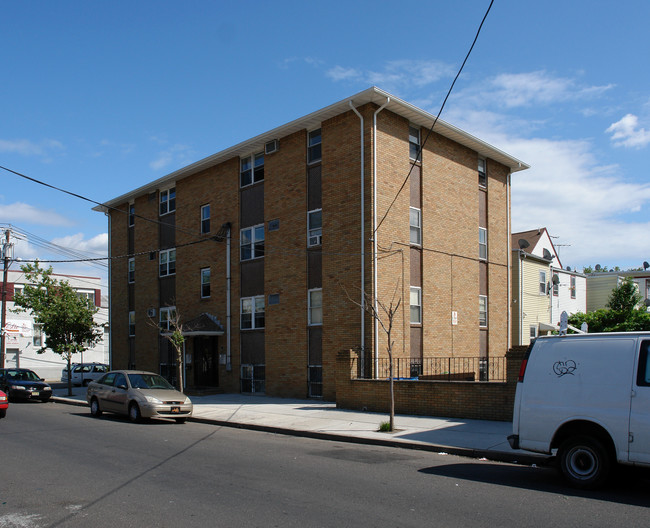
[95,87,528,401]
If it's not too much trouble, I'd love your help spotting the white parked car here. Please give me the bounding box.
[61,363,109,386]
[509,332,650,489]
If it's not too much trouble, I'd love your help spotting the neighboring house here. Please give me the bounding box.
[586,269,650,312]
[0,268,109,379]
[95,86,528,401]
[511,228,586,345]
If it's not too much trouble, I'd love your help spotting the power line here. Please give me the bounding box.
[375,0,494,234]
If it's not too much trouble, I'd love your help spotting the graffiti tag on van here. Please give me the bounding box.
[553,360,577,377]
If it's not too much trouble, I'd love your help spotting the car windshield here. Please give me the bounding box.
[128,373,175,390]
[8,370,41,381]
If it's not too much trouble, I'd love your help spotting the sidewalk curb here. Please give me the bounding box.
[53,395,549,467]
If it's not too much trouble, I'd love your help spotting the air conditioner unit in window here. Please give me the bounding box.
[146,308,156,318]
[265,139,279,154]
[309,234,322,247]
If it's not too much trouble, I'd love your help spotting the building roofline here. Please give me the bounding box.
[94,86,530,212]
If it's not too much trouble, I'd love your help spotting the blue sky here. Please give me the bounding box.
[2,0,650,289]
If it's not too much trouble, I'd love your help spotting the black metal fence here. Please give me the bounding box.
[355,356,506,382]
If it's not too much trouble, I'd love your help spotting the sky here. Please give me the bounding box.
[2,0,650,291]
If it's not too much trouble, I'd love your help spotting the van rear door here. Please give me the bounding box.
[629,339,650,464]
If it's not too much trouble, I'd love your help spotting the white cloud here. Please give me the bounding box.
[149,143,195,171]
[0,138,64,157]
[606,114,650,148]
[0,202,73,226]
[51,232,108,256]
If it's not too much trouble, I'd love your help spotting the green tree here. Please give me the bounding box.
[569,278,650,332]
[12,263,103,395]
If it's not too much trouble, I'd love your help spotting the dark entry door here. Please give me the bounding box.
[193,336,219,387]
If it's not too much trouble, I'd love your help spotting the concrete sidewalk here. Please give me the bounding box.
[49,384,547,465]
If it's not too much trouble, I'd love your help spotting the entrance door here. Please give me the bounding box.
[630,339,650,464]
[193,336,218,387]
[6,349,19,368]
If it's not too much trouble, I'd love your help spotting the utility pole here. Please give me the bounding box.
[1,229,12,368]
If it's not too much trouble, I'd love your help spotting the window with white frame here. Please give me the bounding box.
[241,296,265,329]
[308,128,322,164]
[159,248,176,277]
[308,289,323,325]
[159,187,176,215]
[240,153,264,187]
[553,273,559,296]
[159,306,176,331]
[478,158,487,187]
[530,325,537,339]
[409,124,421,161]
[33,323,43,347]
[479,227,487,260]
[479,295,488,327]
[201,268,210,298]
[129,203,135,227]
[240,225,264,260]
[539,270,547,295]
[571,276,577,299]
[201,204,210,234]
[128,257,135,283]
[77,290,95,305]
[308,209,322,247]
[129,311,135,336]
[410,207,421,246]
[410,286,422,324]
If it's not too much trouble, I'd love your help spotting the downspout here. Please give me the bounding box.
[373,97,390,377]
[224,223,232,371]
[105,210,112,369]
[349,101,365,375]
[506,172,511,350]
[519,251,524,346]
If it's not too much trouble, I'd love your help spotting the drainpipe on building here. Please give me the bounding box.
[224,223,232,371]
[349,101,365,375]
[506,172,511,350]
[373,97,390,378]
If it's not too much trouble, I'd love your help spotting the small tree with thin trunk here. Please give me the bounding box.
[148,306,187,392]
[12,263,103,396]
[343,282,401,432]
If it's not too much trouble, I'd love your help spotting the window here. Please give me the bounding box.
[201,268,210,298]
[241,296,265,329]
[410,207,421,245]
[240,153,264,187]
[128,204,135,226]
[571,276,577,299]
[479,295,488,327]
[240,225,265,260]
[478,158,487,187]
[308,128,321,164]
[479,227,487,260]
[410,287,422,324]
[308,289,323,325]
[160,306,176,331]
[637,341,650,386]
[308,209,322,247]
[128,258,135,283]
[201,204,210,234]
[159,249,176,277]
[539,271,547,295]
[530,325,538,339]
[409,124,421,162]
[160,187,176,215]
[77,290,96,305]
[33,324,43,347]
[129,311,135,336]
[553,273,559,296]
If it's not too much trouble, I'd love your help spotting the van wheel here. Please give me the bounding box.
[559,435,611,489]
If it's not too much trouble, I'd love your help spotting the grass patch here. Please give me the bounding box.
[378,421,392,432]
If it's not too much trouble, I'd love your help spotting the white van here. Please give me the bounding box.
[508,332,650,488]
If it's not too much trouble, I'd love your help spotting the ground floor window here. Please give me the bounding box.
[241,364,265,393]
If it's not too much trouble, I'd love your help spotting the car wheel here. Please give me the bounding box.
[559,435,611,489]
[0,409,6,419]
[175,418,187,424]
[90,397,102,417]
[128,402,142,423]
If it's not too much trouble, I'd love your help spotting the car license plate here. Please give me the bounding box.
[171,406,180,413]
[31,391,40,396]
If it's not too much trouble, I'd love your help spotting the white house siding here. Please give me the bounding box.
[2,269,109,380]
[550,269,587,326]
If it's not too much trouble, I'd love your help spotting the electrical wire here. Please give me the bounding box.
[374,0,494,234]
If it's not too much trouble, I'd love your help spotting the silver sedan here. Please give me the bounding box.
[86,370,192,423]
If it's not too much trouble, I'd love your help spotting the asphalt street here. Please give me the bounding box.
[1,401,649,528]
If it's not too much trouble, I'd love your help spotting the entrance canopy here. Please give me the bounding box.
[162,313,225,337]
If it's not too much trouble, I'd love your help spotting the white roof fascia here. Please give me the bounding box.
[94,86,529,212]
